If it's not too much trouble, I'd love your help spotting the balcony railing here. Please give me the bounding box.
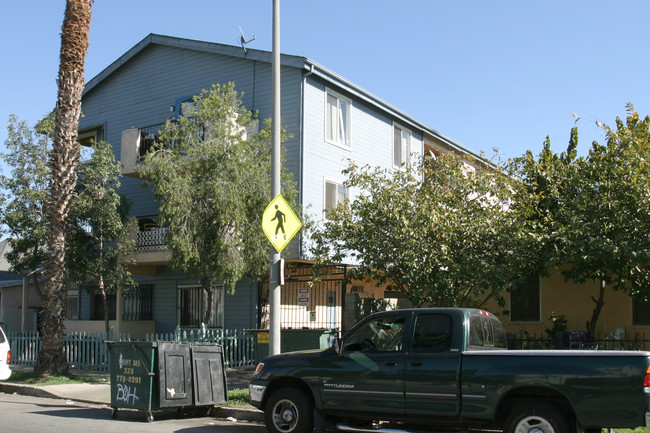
[135,215,168,253]
[138,123,165,160]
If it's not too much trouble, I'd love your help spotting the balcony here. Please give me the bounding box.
[120,123,164,177]
[130,215,171,274]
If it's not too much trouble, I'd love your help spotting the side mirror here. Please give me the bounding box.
[329,337,341,354]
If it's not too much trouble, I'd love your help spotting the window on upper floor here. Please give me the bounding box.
[632,296,650,326]
[78,125,104,161]
[324,179,348,219]
[78,125,104,147]
[509,275,541,322]
[393,124,411,167]
[325,89,351,148]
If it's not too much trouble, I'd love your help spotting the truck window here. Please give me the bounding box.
[491,319,507,348]
[412,314,452,353]
[468,315,507,349]
[469,316,485,346]
[343,315,405,352]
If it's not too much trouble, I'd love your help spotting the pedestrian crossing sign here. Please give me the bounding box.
[262,194,302,253]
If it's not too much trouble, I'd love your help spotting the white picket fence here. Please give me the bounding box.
[8,327,256,370]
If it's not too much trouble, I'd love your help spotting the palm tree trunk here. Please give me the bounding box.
[35,0,93,378]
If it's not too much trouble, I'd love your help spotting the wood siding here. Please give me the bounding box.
[78,42,302,332]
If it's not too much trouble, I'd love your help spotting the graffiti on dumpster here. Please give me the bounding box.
[113,353,145,406]
[116,383,140,405]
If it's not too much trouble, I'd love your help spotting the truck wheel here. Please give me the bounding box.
[265,387,314,433]
[504,402,569,433]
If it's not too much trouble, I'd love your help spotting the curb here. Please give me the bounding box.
[212,406,264,422]
[0,382,58,400]
[0,382,264,422]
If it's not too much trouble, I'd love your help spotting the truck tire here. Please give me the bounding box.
[504,402,569,433]
[265,387,314,433]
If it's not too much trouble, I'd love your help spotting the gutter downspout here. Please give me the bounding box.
[298,63,315,259]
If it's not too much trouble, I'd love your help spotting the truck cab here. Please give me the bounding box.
[250,308,650,433]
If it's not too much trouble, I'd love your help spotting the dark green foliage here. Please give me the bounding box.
[139,82,297,325]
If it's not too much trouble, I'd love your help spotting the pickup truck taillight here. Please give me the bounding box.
[645,366,650,390]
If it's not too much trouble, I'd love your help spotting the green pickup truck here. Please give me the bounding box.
[249,308,650,433]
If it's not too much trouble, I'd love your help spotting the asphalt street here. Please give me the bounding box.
[0,393,265,433]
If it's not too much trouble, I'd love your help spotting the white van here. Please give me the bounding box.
[0,325,12,380]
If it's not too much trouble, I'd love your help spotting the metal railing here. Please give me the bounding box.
[507,332,650,351]
[138,123,165,160]
[7,327,256,371]
[135,215,168,253]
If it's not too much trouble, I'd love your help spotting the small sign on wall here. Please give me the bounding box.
[298,287,310,307]
[310,311,316,322]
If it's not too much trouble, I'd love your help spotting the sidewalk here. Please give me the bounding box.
[0,364,263,422]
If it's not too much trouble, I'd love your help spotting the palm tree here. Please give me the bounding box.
[34,0,93,377]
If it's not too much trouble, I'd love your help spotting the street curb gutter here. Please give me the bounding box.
[0,382,265,422]
[0,383,61,400]
[212,407,264,422]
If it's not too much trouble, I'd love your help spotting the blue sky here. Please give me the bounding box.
[2,1,650,161]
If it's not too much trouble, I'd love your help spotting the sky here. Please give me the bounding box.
[2,1,650,162]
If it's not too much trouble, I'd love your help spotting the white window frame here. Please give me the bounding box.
[324,178,348,219]
[325,88,351,148]
[393,123,412,168]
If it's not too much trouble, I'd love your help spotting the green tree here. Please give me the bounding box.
[67,140,137,333]
[310,152,534,308]
[139,82,297,325]
[38,0,93,377]
[511,104,650,335]
[564,105,650,334]
[1,115,52,294]
[508,128,581,277]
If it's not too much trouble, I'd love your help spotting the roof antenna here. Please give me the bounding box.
[239,26,256,54]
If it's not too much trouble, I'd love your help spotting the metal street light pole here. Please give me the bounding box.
[269,0,281,356]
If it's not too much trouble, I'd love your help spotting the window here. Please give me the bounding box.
[178,284,225,328]
[393,124,411,167]
[123,284,153,321]
[412,314,452,353]
[78,125,104,161]
[510,275,541,322]
[66,291,79,320]
[325,90,351,147]
[78,125,104,147]
[633,296,650,326]
[468,315,507,348]
[342,314,406,352]
[324,180,348,219]
[90,292,116,321]
[175,96,196,118]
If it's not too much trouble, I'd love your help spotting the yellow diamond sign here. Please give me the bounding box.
[262,194,302,253]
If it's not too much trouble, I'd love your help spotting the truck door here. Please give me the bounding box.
[404,313,461,418]
[320,312,407,416]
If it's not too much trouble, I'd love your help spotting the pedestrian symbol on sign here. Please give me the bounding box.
[271,205,286,240]
[262,195,302,252]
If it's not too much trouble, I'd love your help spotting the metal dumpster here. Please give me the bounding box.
[248,328,339,363]
[190,343,228,406]
[107,341,226,422]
